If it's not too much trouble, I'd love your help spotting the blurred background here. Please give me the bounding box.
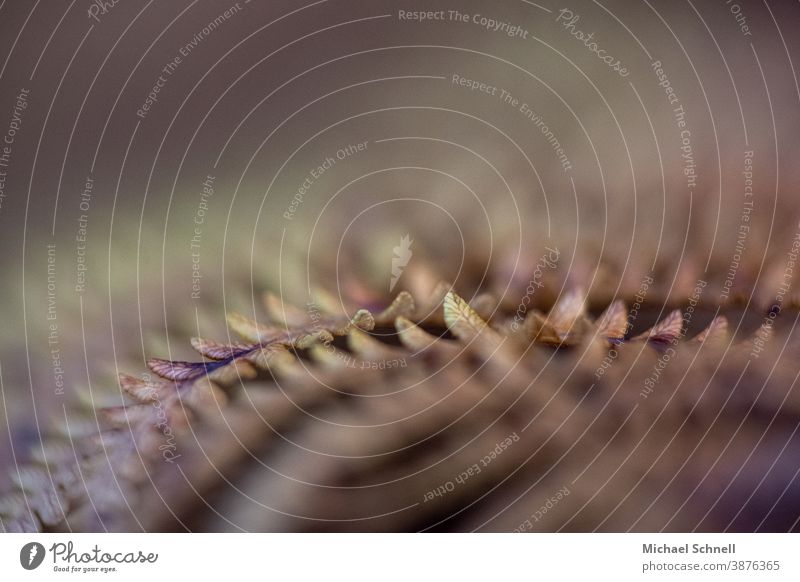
[1,0,799,530]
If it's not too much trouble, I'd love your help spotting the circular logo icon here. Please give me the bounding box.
[20,542,46,570]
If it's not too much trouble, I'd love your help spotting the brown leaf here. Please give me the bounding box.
[326,309,375,335]
[694,316,729,344]
[633,309,684,345]
[190,337,253,360]
[524,311,561,345]
[521,289,589,346]
[595,300,629,342]
[245,345,293,370]
[119,373,166,403]
[547,289,589,340]
[444,291,502,345]
[373,291,416,325]
[416,281,452,324]
[444,291,487,338]
[147,358,212,382]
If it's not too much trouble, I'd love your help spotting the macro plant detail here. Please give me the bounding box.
[1,3,800,578]
[3,270,797,532]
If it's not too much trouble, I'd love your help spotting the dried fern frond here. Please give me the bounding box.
[2,274,799,533]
